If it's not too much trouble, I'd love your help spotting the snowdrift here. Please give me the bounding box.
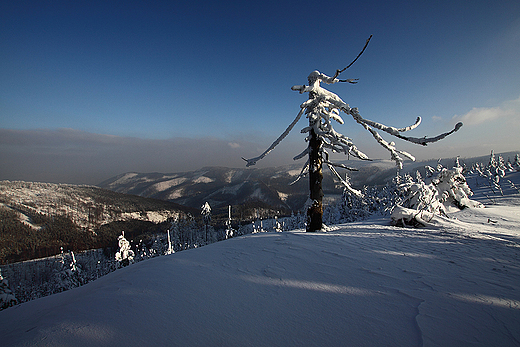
[1,205,519,346]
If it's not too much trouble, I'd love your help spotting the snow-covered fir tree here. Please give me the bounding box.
[225,205,235,239]
[514,154,520,171]
[243,36,462,231]
[273,216,283,232]
[166,223,175,255]
[115,231,135,267]
[53,248,84,292]
[0,269,17,310]
[201,202,211,243]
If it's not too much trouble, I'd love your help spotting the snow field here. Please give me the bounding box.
[1,205,519,346]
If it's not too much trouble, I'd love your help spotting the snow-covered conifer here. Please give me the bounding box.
[498,155,507,178]
[225,205,235,239]
[514,154,520,171]
[243,36,462,231]
[431,166,483,210]
[201,202,211,224]
[53,248,83,292]
[166,223,175,255]
[392,159,482,226]
[273,216,283,232]
[115,231,135,267]
[0,269,17,310]
[201,202,211,243]
[488,150,497,169]
[424,165,436,178]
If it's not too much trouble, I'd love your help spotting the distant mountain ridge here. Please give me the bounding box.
[98,161,400,212]
[98,151,520,212]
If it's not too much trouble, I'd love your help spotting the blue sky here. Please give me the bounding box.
[1,0,519,184]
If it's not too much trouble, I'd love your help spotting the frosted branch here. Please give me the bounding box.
[289,159,309,185]
[349,110,422,137]
[242,108,304,167]
[327,164,362,197]
[323,160,358,171]
[394,122,463,146]
[293,147,309,161]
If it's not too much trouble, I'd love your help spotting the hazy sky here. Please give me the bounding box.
[1,0,519,184]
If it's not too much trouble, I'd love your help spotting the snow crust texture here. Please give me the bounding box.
[1,206,519,346]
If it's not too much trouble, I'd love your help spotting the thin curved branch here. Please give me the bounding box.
[396,116,422,132]
[348,106,463,148]
[323,160,358,171]
[242,108,304,167]
[293,147,309,161]
[327,164,362,197]
[348,109,422,137]
[332,35,373,80]
[289,159,309,185]
[394,122,463,146]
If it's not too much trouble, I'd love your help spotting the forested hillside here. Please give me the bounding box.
[0,181,197,264]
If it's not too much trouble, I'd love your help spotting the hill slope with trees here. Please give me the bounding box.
[0,181,197,264]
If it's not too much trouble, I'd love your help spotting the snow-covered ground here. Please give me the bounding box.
[1,197,519,346]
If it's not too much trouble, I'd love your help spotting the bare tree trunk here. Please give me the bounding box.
[307,128,323,232]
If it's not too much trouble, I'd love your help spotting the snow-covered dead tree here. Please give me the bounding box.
[243,36,463,232]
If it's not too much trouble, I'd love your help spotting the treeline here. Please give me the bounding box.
[1,208,91,264]
[0,206,172,265]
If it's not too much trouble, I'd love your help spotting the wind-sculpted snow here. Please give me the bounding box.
[1,204,519,346]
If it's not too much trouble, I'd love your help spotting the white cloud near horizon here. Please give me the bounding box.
[452,95,520,126]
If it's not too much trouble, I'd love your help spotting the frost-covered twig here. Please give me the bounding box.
[323,160,358,171]
[327,163,362,197]
[243,108,304,167]
[289,159,309,186]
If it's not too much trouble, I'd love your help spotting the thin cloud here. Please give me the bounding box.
[452,95,520,125]
[0,128,304,185]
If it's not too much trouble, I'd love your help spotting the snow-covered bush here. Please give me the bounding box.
[392,159,482,226]
[432,165,483,210]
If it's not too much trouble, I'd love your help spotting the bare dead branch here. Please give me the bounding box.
[332,35,373,80]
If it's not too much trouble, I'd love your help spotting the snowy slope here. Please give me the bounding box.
[1,204,519,346]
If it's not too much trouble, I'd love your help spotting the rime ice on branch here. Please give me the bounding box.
[243,36,462,231]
